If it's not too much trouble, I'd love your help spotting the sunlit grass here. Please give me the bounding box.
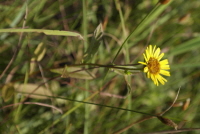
[1,0,200,133]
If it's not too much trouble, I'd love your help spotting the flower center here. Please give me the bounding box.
[147,57,160,74]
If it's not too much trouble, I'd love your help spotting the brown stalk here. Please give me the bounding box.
[113,87,181,134]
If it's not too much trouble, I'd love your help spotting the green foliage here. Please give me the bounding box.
[2,83,15,102]
[0,29,83,38]
[1,0,200,134]
[84,23,103,63]
[51,66,95,80]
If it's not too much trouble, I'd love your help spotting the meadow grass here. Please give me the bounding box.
[1,0,200,133]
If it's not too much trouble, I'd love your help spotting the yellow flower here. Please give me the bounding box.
[138,45,170,86]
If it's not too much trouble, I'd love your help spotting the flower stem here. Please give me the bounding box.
[67,63,142,71]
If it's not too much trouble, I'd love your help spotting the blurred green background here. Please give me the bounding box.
[1,0,200,133]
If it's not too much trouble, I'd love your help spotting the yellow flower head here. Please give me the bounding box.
[138,45,170,86]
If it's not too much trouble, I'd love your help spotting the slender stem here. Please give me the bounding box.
[18,92,157,117]
[115,1,132,129]
[159,87,181,116]
[69,63,140,66]
[0,1,29,80]
[14,63,29,123]
[38,79,113,134]
[67,63,142,71]
[0,102,63,114]
[82,0,89,134]
[112,2,160,63]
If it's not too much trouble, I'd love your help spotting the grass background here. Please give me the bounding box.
[1,0,200,133]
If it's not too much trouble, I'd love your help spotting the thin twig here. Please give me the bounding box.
[58,0,69,31]
[113,87,181,134]
[5,66,19,84]
[61,81,94,93]
[18,91,157,117]
[0,1,28,80]
[38,63,57,113]
[0,102,63,114]
[21,76,60,103]
[159,87,181,116]
[0,76,59,125]
[103,33,122,46]
[99,92,126,99]
[67,63,141,70]
[38,63,52,95]
[114,116,155,134]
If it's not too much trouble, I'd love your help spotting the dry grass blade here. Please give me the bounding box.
[159,87,181,116]
[0,2,28,80]
[0,102,63,114]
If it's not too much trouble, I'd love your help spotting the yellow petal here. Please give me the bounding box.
[158,53,164,61]
[153,45,156,54]
[157,75,165,85]
[145,49,150,60]
[144,67,148,72]
[147,72,150,78]
[138,61,147,65]
[151,74,158,86]
[154,48,160,58]
[160,70,170,76]
[160,59,169,65]
[160,65,170,70]
[149,45,152,57]
[143,53,148,62]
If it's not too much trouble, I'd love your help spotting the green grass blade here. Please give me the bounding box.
[0,29,83,39]
[168,37,200,56]
[112,1,172,63]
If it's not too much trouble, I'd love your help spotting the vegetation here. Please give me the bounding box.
[1,0,200,133]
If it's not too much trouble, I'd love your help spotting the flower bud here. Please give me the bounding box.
[157,116,178,130]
